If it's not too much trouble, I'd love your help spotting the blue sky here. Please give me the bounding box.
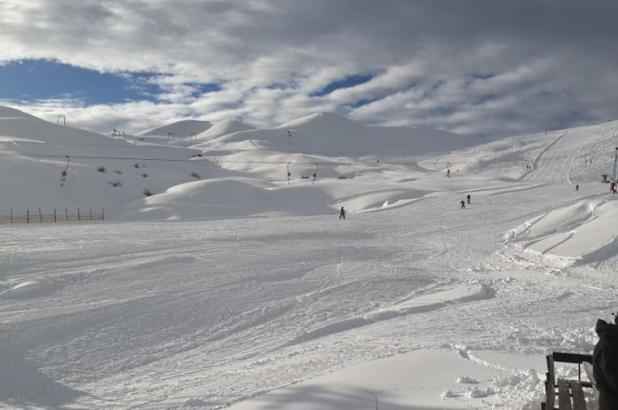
[0,59,371,106]
[0,60,224,105]
[310,73,375,97]
[1,1,618,136]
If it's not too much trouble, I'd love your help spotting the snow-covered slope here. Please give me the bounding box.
[192,117,254,143]
[139,119,212,138]
[0,106,223,213]
[426,120,618,184]
[5,103,618,410]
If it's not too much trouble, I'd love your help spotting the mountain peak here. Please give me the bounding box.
[139,119,212,138]
[193,117,254,141]
[276,111,358,130]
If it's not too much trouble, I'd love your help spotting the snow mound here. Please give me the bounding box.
[122,178,334,220]
[506,197,618,265]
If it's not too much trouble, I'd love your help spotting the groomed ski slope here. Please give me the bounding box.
[2,107,618,409]
[2,182,616,409]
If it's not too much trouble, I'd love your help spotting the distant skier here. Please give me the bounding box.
[446,169,451,178]
[339,206,346,219]
[460,200,466,209]
[575,184,579,191]
[466,194,471,205]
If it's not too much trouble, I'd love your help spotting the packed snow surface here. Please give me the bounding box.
[1,106,618,409]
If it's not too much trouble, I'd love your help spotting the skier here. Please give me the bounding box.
[575,184,579,191]
[60,155,70,187]
[466,194,471,205]
[459,200,465,209]
[446,169,451,178]
[339,206,346,220]
[593,312,618,409]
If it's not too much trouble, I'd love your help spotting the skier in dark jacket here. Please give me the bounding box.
[339,206,346,219]
[593,313,618,410]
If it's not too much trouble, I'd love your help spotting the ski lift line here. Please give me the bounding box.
[0,152,201,162]
[204,158,323,165]
[3,153,200,162]
[0,139,160,148]
[0,152,330,165]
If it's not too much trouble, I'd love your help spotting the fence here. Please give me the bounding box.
[0,208,104,224]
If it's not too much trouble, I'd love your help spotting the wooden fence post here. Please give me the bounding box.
[89,208,93,220]
[78,208,81,221]
[38,208,43,223]
[10,208,13,224]
[54,209,57,223]
[102,207,105,221]
[26,209,30,224]
[65,208,69,222]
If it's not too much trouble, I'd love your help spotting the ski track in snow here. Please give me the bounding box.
[0,182,611,410]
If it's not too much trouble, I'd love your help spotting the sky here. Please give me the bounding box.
[1,0,618,138]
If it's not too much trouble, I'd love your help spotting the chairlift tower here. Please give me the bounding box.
[612,147,618,182]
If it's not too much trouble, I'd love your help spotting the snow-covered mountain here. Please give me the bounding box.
[3,104,618,224]
[192,117,255,142]
[200,112,481,156]
[0,106,481,218]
